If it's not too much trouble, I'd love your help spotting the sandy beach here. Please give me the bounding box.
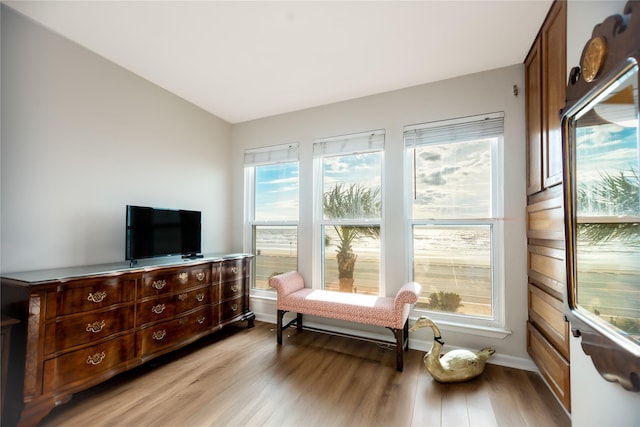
[254,251,493,317]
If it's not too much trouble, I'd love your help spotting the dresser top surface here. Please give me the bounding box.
[1,253,251,285]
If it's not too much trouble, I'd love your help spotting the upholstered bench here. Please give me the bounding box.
[269,271,421,371]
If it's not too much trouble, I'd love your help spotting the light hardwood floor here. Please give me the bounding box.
[39,321,570,427]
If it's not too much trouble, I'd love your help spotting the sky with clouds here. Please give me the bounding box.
[576,122,638,217]
[255,162,299,221]
[255,152,382,221]
[412,139,492,219]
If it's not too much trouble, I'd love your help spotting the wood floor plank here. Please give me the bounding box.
[464,376,499,427]
[37,321,570,427]
[411,368,443,427]
[441,384,471,427]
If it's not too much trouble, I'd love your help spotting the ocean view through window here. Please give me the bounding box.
[405,113,504,323]
[244,144,299,291]
[314,131,384,294]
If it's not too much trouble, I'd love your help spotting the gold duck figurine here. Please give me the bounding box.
[409,316,495,383]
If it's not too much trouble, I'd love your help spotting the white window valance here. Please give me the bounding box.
[404,112,504,147]
[313,129,385,157]
[244,142,299,166]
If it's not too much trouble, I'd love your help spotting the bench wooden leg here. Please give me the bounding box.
[296,312,303,331]
[404,319,409,351]
[276,310,285,345]
[394,327,404,372]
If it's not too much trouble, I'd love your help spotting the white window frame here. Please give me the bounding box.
[243,143,299,298]
[404,113,506,331]
[312,130,386,294]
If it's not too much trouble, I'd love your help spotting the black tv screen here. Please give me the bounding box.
[126,205,201,261]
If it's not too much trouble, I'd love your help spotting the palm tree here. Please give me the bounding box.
[323,183,381,292]
[577,168,639,245]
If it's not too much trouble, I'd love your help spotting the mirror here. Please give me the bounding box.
[568,61,639,352]
[562,2,640,392]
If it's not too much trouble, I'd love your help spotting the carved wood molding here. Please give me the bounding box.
[566,1,640,108]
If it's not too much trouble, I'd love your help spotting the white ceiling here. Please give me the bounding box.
[5,0,553,124]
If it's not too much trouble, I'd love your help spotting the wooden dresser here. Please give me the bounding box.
[1,254,253,427]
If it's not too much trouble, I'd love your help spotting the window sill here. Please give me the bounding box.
[413,316,512,339]
[250,290,277,300]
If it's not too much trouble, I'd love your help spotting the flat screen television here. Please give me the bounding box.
[126,205,202,263]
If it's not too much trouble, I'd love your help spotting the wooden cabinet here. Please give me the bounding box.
[524,0,570,413]
[1,254,254,427]
[526,0,567,195]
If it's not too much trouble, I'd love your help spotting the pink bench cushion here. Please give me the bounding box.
[270,272,421,330]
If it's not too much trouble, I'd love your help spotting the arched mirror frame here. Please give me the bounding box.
[562,0,640,392]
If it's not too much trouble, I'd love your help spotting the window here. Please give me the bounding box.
[244,143,299,291]
[405,113,504,327]
[313,131,384,295]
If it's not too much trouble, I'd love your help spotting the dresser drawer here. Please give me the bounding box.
[139,265,210,298]
[44,306,134,354]
[51,276,135,317]
[137,286,212,326]
[220,279,244,301]
[527,321,570,411]
[527,190,565,241]
[220,296,245,322]
[137,307,213,356]
[528,284,570,359]
[528,244,565,299]
[221,259,248,282]
[42,334,134,394]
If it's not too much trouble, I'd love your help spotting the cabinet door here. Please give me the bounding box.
[541,0,566,189]
[526,37,543,195]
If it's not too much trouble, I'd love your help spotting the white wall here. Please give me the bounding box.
[567,1,640,425]
[1,5,233,273]
[231,64,530,365]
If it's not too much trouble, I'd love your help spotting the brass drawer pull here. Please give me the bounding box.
[197,315,206,324]
[151,304,166,314]
[87,291,107,303]
[178,293,188,301]
[152,280,166,290]
[231,284,239,293]
[86,352,106,365]
[196,292,205,302]
[230,266,238,275]
[152,329,166,341]
[86,320,106,333]
[231,303,238,312]
[196,272,205,281]
[178,272,188,281]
